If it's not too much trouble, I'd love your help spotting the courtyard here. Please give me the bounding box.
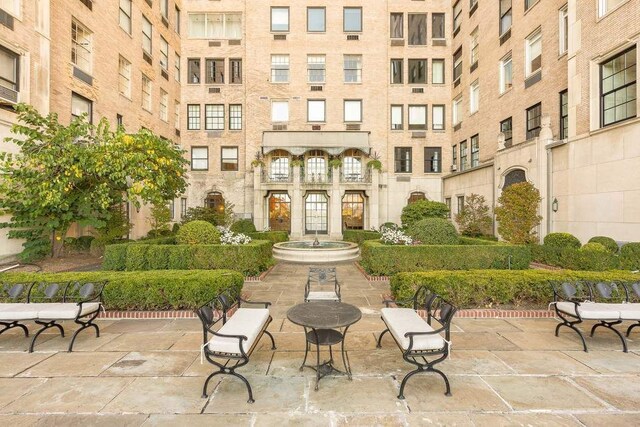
[0,262,638,426]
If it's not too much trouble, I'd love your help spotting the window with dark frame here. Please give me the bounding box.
[175,6,181,34]
[0,45,19,92]
[142,15,152,56]
[560,90,568,139]
[424,147,442,173]
[526,103,542,139]
[600,47,637,127]
[500,117,513,147]
[453,48,462,81]
[525,0,538,11]
[408,59,427,84]
[205,104,224,130]
[408,14,426,46]
[391,59,403,84]
[453,1,462,33]
[470,134,479,167]
[457,195,465,214]
[460,140,468,171]
[445,198,452,218]
[500,0,512,36]
[452,144,458,169]
[187,58,200,84]
[432,13,445,40]
[221,147,238,171]
[229,104,242,130]
[119,0,132,34]
[71,92,93,123]
[191,146,208,171]
[205,58,224,84]
[187,104,200,130]
[390,13,403,39]
[394,147,412,173]
[230,59,242,84]
[180,198,187,218]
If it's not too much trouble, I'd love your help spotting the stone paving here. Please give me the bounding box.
[1,262,640,426]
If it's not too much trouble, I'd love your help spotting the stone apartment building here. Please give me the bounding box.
[0,0,638,257]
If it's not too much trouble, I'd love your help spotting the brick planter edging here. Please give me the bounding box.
[244,264,275,282]
[354,262,390,282]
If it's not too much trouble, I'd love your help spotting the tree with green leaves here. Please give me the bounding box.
[0,104,188,260]
[494,182,542,244]
[147,203,172,238]
[455,193,493,237]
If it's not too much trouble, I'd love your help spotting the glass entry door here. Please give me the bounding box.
[342,193,365,230]
[268,193,291,232]
[305,193,328,234]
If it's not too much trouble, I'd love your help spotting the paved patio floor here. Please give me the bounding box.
[1,262,640,426]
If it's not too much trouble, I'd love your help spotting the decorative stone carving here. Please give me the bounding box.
[497,132,506,150]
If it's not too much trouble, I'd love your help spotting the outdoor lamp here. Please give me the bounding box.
[552,198,559,213]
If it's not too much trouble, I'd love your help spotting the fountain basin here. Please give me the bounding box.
[273,241,359,263]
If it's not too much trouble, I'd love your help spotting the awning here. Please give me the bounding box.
[262,131,371,156]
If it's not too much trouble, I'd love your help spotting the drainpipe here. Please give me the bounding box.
[546,145,553,235]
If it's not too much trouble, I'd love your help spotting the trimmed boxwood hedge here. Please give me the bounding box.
[391,270,640,308]
[0,270,244,311]
[247,231,289,244]
[343,230,382,245]
[530,244,620,271]
[103,240,274,275]
[359,241,531,275]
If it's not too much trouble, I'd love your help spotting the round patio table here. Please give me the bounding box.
[287,301,362,390]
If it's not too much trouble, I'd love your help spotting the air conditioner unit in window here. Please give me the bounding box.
[0,86,18,105]
[450,164,457,172]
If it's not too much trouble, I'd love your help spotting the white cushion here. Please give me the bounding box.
[208,308,269,355]
[381,307,446,351]
[36,303,101,320]
[306,291,340,301]
[599,303,640,321]
[0,304,38,321]
[556,301,620,320]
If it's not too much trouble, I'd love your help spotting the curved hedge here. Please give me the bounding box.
[531,245,620,271]
[103,240,273,275]
[359,241,531,276]
[620,243,640,270]
[390,270,640,308]
[343,230,381,245]
[543,232,581,250]
[588,236,619,254]
[247,231,289,244]
[0,270,244,311]
[407,218,459,245]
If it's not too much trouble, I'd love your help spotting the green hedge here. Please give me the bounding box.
[247,231,289,244]
[530,245,620,271]
[359,241,531,276]
[459,236,501,246]
[103,240,274,275]
[0,270,244,311]
[343,230,381,245]
[391,270,640,308]
[133,236,177,245]
[620,243,640,270]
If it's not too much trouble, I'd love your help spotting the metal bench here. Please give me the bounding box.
[196,293,276,403]
[376,286,457,399]
[304,267,341,302]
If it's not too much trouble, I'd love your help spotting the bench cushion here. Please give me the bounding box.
[599,303,640,321]
[306,291,340,301]
[208,308,270,355]
[36,303,101,320]
[381,308,446,351]
[556,302,620,320]
[0,304,38,321]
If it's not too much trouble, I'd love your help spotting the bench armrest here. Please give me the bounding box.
[238,297,271,309]
[382,298,413,308]
[205,327,249,357]
[404,327,448,338]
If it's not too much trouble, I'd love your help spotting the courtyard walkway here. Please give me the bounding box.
[0,262,639,426]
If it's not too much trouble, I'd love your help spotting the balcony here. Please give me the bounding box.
[261,168,293,184]
[302,169,331,185]
[340,169,371,184]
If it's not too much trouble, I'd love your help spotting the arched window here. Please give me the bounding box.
[342,192,365,230]
[205,192,225,213]
[343,149,363,181]
[306,150,327,183]
[504,169,526,189]
[408,192,426,204]
[269,150,290,181]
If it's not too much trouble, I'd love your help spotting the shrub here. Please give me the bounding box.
[147,204,172,237]
[544,232,581,250]
[247,231,289,244]
[454,194,493,237]
[64,236,95,252]
[495,182,542,244]
[230,219,257,234]
[400,200,450,227]
[176,221,221,245]
[343,230,381,245]
[406,218,459,245]
[390,270,640,309]
[180,206,224,226]
[530,244,619,271]
[588,236,619,254]
[0,270,243,311]
[359,241,531,276]
[172,223,180,234]
[459,236,501,245]
[381,222,399,230]
[620,242,640,270]
[133,236,177,245]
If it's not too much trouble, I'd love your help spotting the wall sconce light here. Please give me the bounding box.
[552,198,559,213]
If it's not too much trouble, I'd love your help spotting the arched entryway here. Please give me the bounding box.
[305,192,328,234]
[342,192,365,230]
[205,192,225,213]
[268,192,291,232]
[408,192,426,204]
[503,169,527,189]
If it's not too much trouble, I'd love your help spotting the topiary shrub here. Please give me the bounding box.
[588,236,619,254]
[401,200,450,227]
[544,232,581,250]
[230,219,257,234]
[495,182,542,244]
[176,220,220,245]
[406,218,459,245]
[620,242,640,270]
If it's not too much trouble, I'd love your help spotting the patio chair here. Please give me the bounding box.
[623,282,640,337]
[304,267,341,302]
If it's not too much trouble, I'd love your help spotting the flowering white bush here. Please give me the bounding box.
[216,226,252,245]
[380,226,413,245]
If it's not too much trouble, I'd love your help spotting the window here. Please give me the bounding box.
[142,74,152,112]
[271,101,289,122]
[470,80,479,114]
[391,105,403,130]
[307,55,326,83]
[180,198,187,218]
[271,7,289,32]
[205,104,224,130]
[187,104,200,130]
[470,0,479,9]
[174,100,180,129]
[408,59,427,84]
[175,6,181,34]
[0,46,19,93]
[160,37,169,71]
[118,55,131,97]
[559,5,568,55]
[71,92,92,123]
[452,144,458,168]
[460,141,468,170]
[307,100,325,122]
[344,100,362,122]
[390,13,403,39]
[432,13,445,40]
[500,117,513,147]
[500,52,513,93]
[160,0,168,19]
[526,28,542,76]
[525,0,538,11]
[307,7,325,32]
[188,13,242,39]
[230,59,242,84]
[142,16,152,56]
[191,147,208,171]
[457,196,465,214]
[560,90,568,139]
[344,55,362,83]
[175,53,181,82]
[205,192,225,211]
[599,0,627,17]
[408,14,426,46]
[408,105,427,130]
[432,59,445,84]
[433,105,445,130]
[453,1,462,34]
[394,147,412,173]
[119,0,132,33]
[470,28,479,66]
[344,7,362,32]
[424,147,442,173]
[500,0,512,35]
[221,147,238,171]
[271,55,289,83]
[71,20,92,73]
[408,192,426,204]
[453,48,462,82]
[390,59,403,84]
[453,96,462,125]
[117,114,123,127]
[229,104,242,130]
[187,58,200,84]
[526,103,542,139]
[205,58,224,84]
[470,134,479,167]
[445,198,452,217]
[160,90,168,122]
[601,47,637,127]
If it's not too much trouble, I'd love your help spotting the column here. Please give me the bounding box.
[329,167,342,240]
[369,169,380,229]
[253,164,265,230]
[291,165,303,239]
